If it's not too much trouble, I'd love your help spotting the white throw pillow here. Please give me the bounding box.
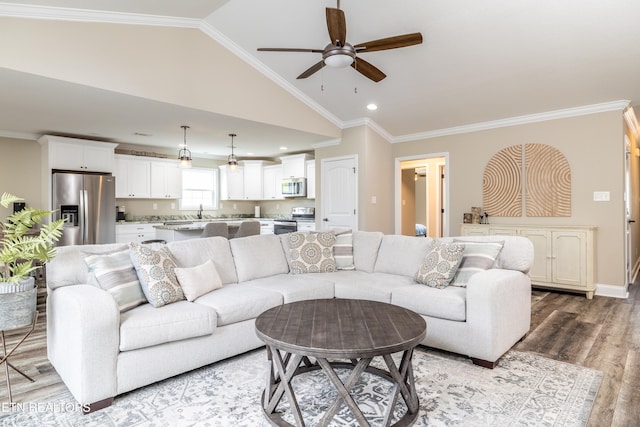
[333,230,355,271]
[174,260,223,302]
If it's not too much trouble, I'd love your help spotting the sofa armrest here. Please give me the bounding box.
[464,269,531,362]
[46,284,120,405]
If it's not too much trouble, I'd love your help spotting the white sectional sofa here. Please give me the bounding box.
[45,232,534,412]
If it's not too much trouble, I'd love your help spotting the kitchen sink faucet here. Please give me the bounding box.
[197,204,203,219]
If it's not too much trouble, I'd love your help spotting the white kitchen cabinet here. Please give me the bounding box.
[461,224,596,298]
[116,223,159,244]
[150,160,182,198]
[219,165,244,200]
[242,161,271,200]
[296,221,316,232]
[263,164,284,200]
[306,160,316,199]
[280,153,314,179]
[259,220,274,235]
[115,155,151,198]
[39,135,116,173]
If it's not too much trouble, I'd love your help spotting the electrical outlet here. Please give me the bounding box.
[371,196,377,204]
[276,204,280,210]
[593,191,610,201]
[152,203,158,210]
[171,203,175,209]
[233,203,237,210]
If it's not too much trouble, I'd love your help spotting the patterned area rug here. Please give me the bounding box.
[0,347,601,426]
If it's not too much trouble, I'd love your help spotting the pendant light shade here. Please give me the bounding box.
[178,125,192,168]
[227,133,238,170]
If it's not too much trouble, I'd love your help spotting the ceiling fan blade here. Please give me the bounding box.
[354,32,423,52]
[257,48,324,53]
[326,7,347,46]
[297,60,326,79]
[351,57,386,82]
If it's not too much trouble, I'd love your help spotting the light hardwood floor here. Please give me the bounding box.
[0,284,638,425]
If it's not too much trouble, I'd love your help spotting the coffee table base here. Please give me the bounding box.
[261,346,420,427]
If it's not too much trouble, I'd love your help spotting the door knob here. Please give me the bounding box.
[323,218,329,221]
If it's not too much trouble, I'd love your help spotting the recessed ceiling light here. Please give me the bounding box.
[280,146,287,150]
[367,103,378,111]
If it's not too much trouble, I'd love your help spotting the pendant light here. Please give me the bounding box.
[178,125,192,168]
[227,133,238,170]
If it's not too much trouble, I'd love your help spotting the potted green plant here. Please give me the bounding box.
[0,193,64,330]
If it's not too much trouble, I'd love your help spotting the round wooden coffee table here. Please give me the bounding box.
[255,298,427,427]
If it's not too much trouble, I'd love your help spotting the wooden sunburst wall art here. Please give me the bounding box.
[482,144,571,217]
[482,145,523,216]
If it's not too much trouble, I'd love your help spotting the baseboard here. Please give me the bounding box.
[595,283,629,299]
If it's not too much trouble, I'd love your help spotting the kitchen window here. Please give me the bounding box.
[180,168,218,210]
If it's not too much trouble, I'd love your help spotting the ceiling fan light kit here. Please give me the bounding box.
[257,2,422,82]
[178,125,192,168]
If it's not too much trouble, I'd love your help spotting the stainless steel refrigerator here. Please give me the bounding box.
[52,172,116,246]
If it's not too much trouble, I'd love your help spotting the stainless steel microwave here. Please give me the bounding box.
[281,178,307,197]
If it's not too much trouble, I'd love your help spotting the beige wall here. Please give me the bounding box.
[0,17,340,139]
[392,111,626,288]
[315,125,394,233]
[0,137,43,218]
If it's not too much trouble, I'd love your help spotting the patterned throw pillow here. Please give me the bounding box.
[174,260,223,302]
[333,231,355,270]
[450,240,504,287]
[84,249,147,312]
[288,231,337,274]
[414,241,465,288]
[129,242,184,307]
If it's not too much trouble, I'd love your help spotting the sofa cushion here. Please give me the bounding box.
[414,241,465,289]
[129,242,184,307]
[450,240,504,287]
[352,231,384,273]
[392,284,467,322]
[174,260,223,302]
[243,274,335,303]
[83,248,147,312]
[230,234,289,282]
[119,301,216,351]
[319,271,414,303]
[374,235,433,277]
[168,237,238,285]
[287,231,337,274]
[194,283,283,327]
[333,230,355,270]
[46,243,128,290]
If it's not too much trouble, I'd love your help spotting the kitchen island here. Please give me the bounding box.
[154,220,244,241]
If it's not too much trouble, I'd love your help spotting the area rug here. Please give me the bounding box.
[0,347,601,427]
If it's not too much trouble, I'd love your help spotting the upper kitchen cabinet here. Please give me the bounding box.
[115,155,150,198]
[280,153,314,179]
[242,160,272,200]
[263,164,283,200]
[150,160,182,198]
[219,165,244,200]
[39,135,116,173]
[306,160,316,199]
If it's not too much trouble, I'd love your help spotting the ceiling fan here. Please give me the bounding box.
[257,1,423,82]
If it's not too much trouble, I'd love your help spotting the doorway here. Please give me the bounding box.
[395,154,448,237]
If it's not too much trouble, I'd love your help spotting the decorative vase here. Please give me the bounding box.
[0,277,37,331]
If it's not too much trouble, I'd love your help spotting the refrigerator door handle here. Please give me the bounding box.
[80,190,88,244]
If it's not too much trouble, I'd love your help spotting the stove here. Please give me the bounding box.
[273,207,315,234]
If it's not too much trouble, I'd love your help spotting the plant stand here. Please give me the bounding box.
[0,312,38,404]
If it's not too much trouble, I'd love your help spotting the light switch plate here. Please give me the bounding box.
[593,191,610,201]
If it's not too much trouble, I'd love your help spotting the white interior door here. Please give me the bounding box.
[321,156,357,231]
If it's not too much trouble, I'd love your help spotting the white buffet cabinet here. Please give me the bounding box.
[460,224,596,299]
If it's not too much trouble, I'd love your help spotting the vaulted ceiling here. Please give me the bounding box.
[1,0,640,158]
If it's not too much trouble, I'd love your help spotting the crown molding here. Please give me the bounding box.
[0,3,200,27]
[393,100,631,143]
[197,21,343,130]
[311,138,341,149]
[0,130,40,141]
[342,118,394,143]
